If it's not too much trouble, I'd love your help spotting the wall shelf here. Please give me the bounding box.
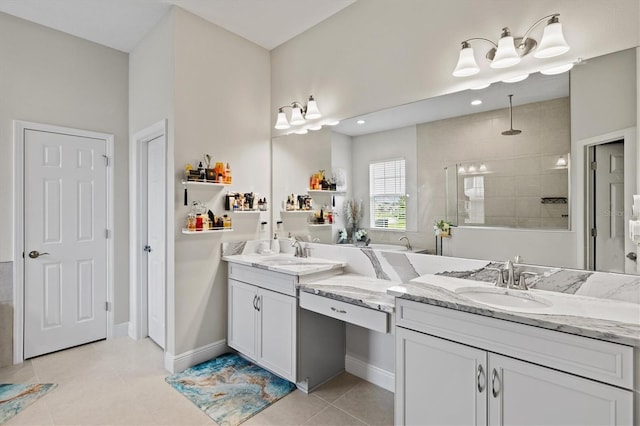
[181,228,233,234]
[307,189,346,195]
[182,180,230,187]
[229,210,263,213]
[308,223,332,228]
[281,210,313,214]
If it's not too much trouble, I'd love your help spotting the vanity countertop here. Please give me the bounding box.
[388,274,640,346]
[222,253,346,276]
[299,273,399,313]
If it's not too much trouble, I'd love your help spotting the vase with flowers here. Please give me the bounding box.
[434,219,453,238]
[344,198,364,243]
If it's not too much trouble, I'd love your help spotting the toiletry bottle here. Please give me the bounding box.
[271,233,280,253]
[226,163,232,184]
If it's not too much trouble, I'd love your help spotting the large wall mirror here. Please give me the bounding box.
[272,48,638,274]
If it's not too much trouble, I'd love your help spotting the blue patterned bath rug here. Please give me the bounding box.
[165,353,296,426]
[0,383,57,424]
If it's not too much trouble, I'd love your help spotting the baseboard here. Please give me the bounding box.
[164,339,228,373]
[345,354,395,392]
[112,322,130,338]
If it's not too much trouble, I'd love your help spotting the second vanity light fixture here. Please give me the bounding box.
[452,14,570,77]
[274,95,322,130]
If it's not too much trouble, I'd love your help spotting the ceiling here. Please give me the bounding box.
[333,72,569,137]
[0,0,356,52]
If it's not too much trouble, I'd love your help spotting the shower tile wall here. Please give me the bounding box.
[0,261,12,367]
[418,97,570,229]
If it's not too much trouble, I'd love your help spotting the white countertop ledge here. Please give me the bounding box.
[389,274,640,346]
[222,253,346,276]
[300,273,399,313]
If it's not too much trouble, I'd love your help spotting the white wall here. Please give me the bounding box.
[172,8,271,356]
[129,10,175,349]
[0,12,130,322]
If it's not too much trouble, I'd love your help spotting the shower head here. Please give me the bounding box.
[502,94,522,136]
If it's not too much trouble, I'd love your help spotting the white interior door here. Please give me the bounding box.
[24,129,107,359]
[146,135,166,349]
[593,141,625,272]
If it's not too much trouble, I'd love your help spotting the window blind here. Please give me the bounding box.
[369,159,406,230]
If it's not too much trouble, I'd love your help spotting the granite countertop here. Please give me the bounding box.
[222,253,346,276]
[299,273,398,313]
[388,274,640,346]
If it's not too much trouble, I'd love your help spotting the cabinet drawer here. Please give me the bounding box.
[228,263,297,296]
[396,299,634,389]
[300,292,389,333]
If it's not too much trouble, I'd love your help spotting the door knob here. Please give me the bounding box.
[28,250,49,259]
[626,252,637,262]
[144,245,152,253]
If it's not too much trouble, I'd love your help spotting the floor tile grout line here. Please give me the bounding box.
[328,403,371,426]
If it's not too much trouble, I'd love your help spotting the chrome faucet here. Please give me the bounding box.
[290,239,306,257]
[505,260,516,288]
[399,236,412,250]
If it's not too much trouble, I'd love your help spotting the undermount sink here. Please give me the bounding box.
[455,286,553,311]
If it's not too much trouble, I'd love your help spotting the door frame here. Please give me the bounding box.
[575,127,637,271]
[129,120,172,345]
[13,120,115,364]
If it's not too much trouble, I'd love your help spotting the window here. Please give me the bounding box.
[369,159,406,230]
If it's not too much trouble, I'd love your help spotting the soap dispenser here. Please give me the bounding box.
[271,233,280,253]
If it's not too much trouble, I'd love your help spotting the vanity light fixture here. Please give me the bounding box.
[471,83,491,90]
[556,156,567,167]
[458,165,466,173]
[540,63,574,75]
[274,95,322,129]
[471,99,483,106]
[479,164,487,172]
[452,14,570,77]
[502,74,529,83]
[468,165,477,173]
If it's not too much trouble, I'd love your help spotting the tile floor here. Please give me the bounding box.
[0,337,394,425]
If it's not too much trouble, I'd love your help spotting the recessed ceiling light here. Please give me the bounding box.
[471,99,483,106]
[502,74,529,83]
[357,120,366,125]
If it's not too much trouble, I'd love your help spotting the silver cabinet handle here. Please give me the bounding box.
[256,295,261,312]
[28,250,50,259]
[477,364,485,393]
[491,368,500,398]
[252,295,258,310]
[330,307,346,314]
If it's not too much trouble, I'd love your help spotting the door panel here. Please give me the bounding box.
[396,327,487,426]
[24,129,107,359]
[488,353,632,426]
[257,288,296,381]
[228,279,257,359]
[146,135,166,348]
[594,141,625,272]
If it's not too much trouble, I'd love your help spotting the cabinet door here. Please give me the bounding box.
[488,353,633,426]
[228,279,257,359]
[396,327,487,426]
[256,288,297,382]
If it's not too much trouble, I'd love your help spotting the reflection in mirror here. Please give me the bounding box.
[441,96,570,229]
[271,48,638,273]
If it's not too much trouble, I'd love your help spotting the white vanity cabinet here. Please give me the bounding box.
[395,299,635,426]
[228,264,297,381]
[228,279,297,380]
[227,261,346,390]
